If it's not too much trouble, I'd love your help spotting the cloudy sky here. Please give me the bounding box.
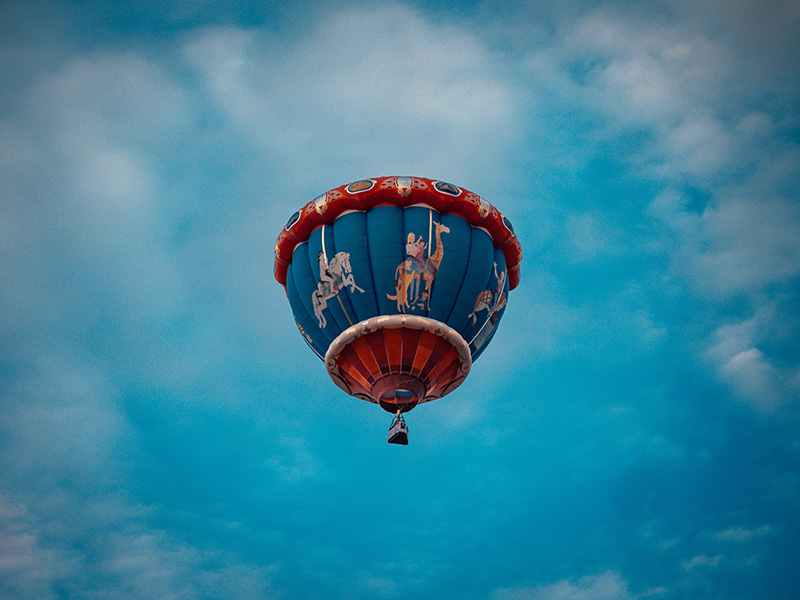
[2,0,799,598]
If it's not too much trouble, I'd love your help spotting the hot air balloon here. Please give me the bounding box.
[274,176,522,444]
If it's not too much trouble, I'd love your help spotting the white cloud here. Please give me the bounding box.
[664,0,800,80]
[0,485,277,599]
[705,311,800,412]
[0,51,190,369]
[0,494,67,600]
[519,2,800,418]
[0,42,287,598]
[711,525,773,543]
[96,529,275,599]
[550,7,800,297]
[355,571,399,598]
[694,197,800,296]
[492,571,638,600]
[0,354,134,490]
[0,41,292,397]
[648,188,800,302]
[182,3,522,188]
[720,348,776,401]
[555,8,793,188]
[681,554,722,571]
[568,10,732,119]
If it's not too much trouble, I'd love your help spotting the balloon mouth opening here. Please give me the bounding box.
[372,373,426,413]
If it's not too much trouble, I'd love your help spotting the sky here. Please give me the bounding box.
[1,0,800,598]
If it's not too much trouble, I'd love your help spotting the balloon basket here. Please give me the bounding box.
[387,413,409,445]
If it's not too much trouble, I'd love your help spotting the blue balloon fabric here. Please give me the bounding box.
[285,204,510,363]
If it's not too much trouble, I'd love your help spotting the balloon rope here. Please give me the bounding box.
[427,209,433,259]
[337,295,353,326]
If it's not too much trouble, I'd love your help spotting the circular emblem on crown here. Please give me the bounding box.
[346,179,376,194]
[433,181,461,196]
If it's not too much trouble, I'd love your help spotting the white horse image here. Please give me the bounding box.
[312,251,364,328]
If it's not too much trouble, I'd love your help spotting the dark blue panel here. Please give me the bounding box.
[427,212,472,324]
[471,317,501,361]
[367,205,406,316]
[468,246,509,359]
[332,211,379,322]
[288,242,336,354]
[449,228,495,338]
[286,262,326,360]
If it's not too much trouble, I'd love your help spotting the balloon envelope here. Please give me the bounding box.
[274,176,521,413]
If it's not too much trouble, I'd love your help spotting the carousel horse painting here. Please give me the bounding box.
[312,251,364,328]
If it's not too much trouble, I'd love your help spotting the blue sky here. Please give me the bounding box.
[2,0,799,598]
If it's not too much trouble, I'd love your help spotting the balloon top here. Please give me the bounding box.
[274,176,522,290]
